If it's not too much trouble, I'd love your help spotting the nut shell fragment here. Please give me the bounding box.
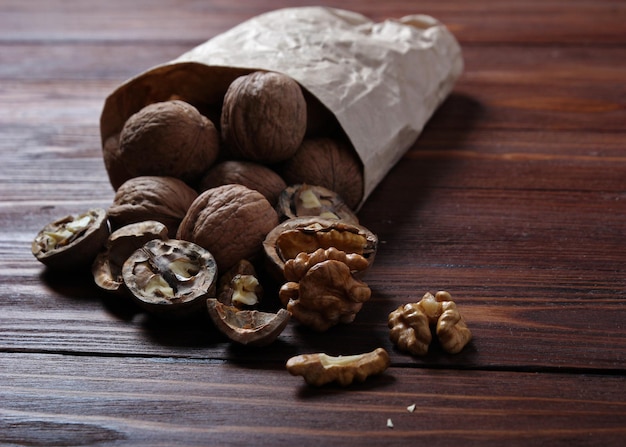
[32,208,109,270]
[286,348,390,386]
[207,298,291,347]
[276,184,358,224]
[122,239,217,318]
[92,220,169,294]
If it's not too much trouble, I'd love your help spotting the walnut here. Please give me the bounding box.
[286,348,390,386]
[32,208,109,271]
[279,137,363,209]
[276,184,359,224]
[220,71,307,164]
[263,217,378,282]
[177,184,279,272]
[279,248,372,331]
[217,259,263,308]
[122,239,217,318]
[92,220,169,295]
[206,299,291,347]
[388,291,472,355]
[107,176,198,238]
[106,100,219,188]
[198,160,286,206]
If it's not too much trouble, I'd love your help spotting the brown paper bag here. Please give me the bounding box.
[100,6,463,207]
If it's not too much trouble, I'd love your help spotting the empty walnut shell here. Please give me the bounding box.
[107,176,198,238]
[206,298,291,347]
[109,100,220,187]
[32,208,109,271]
[177,184,279,272]
[122,239,217,318]
[263,217,378,281]
[92,220,169,295]
[276,184,358,224]
[279,137,364,210]
[197,160,287,206]
[221,71,307,164]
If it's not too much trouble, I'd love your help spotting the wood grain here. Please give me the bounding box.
[1,0,625,445]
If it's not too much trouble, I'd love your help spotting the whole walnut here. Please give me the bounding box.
[106,100,219,188]
[177,184,279,272]
[107,176,198,238]
[221,71,307,164]
[198,160,287,206]
[280,137,363,209]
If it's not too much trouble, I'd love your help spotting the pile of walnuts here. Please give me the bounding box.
[33,71,378,344]
[32,70,472,385]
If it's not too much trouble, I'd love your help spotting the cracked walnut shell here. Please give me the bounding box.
[263,217,377,282]
[177,184,279,272]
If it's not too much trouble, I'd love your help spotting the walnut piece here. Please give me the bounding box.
[92,220,169,294]
[388,291,472,355]
[279,248,372,331]
[280,137,364,209]
[206,298,291,347]
[32,208,109,270]
[107,176,198,238]
[263,217,378,281]
[122,239,217,318]
[177,184,279,272]
[276,184,359,224]
[198,160,287,206]
[109,100,219,188]
[286,348,390,386]
[217,259,263,308]
[221,71,307,164]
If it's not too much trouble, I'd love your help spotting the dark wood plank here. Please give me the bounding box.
[2,353,625,447]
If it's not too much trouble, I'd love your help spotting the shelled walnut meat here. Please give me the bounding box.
[107,176,198,238]
[388,291,472,355]
[221,71,307,164]
[177,184,279,272]
[105,100,220,189]
[263,216,378,282]
[279,247,372,331]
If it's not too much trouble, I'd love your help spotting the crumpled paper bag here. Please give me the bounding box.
[100,6,463,207]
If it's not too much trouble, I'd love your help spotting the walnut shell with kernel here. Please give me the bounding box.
[106,100,219,189]
[279,137,364,210]
[107,176,198,238]
[198,160,287,206]
[221,71,307,164]
[177,184,279,272]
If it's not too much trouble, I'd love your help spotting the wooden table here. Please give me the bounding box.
[2,1,625,445]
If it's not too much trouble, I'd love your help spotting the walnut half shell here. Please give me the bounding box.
[263,217,378,281]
